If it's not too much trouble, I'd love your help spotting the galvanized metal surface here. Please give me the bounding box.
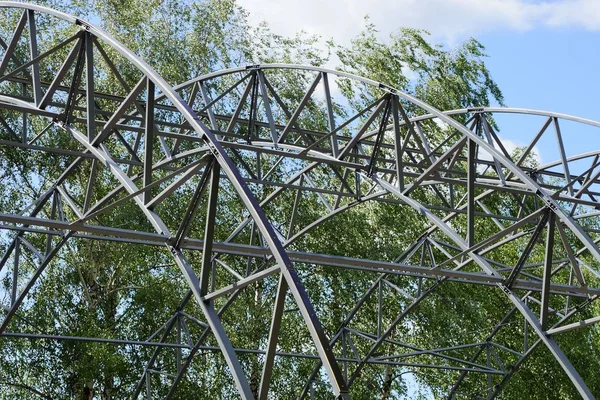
[0,3,599,399]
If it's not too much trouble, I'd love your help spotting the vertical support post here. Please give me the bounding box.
[84,32,95,141]
[211,259,217,292]
[257,70,278,145]
[176,314,182,374]
[247,72,258,143]
[524,299,529,352]
[143,78,154,205]
[322,72,338,157]
[541,212,555,330]
[27,10,42,106]
[467,137,476,247]
[287,176,303,240]
[200,162,220,296]
[377,280,383,337]
[258,274,288,400]
[355,149,361,200]
[256,151,262,181]
[45,191,58,255]
[553,118,574,197]
[392,96,404,191]
[247,221,256,277]
[146,372,151,400]
[486,343,493,397]
[11,238,20,306]
[21,83,27,142]
[342,330,348,382]
[199,81,219,132]
[367,96,391,175]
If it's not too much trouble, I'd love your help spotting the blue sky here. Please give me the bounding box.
[238,0,600,170]
[481,27,600,117]
[478,25,600,168]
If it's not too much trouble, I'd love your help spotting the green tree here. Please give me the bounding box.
[4,2,595,400]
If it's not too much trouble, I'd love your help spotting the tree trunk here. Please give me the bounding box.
[381,365,394,400]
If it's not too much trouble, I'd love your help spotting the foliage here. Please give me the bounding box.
[1,1,598,400]
[334,18,504,113]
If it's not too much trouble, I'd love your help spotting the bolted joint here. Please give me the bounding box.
[378,83,397,95]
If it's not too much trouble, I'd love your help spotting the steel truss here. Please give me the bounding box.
[0,3,600,399]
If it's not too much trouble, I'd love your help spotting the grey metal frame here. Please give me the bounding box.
[0,3,600,399]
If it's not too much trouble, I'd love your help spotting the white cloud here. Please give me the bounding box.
[478,137,542,173]
[542,1,600,30]
[238,0,600,46]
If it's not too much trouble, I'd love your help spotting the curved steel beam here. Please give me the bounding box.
[0,4,348,398]
[1,7,600,398]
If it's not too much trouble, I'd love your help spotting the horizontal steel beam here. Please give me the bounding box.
[0,213,596,298]
[0,332,504,374]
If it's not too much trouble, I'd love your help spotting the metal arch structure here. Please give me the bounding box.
[0,3,600,399]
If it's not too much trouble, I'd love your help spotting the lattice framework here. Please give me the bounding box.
[1,3,600,399]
